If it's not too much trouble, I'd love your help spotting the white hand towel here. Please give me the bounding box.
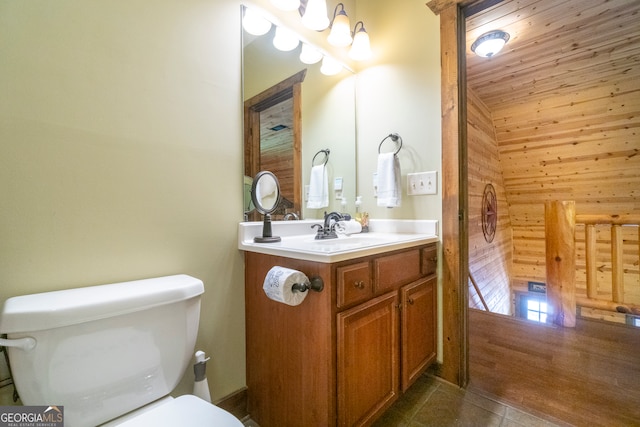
[336,219,363,235]
[307,164,329,209]
[376,152,401,208]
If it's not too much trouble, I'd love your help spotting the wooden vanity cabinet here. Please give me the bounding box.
[244,243,437,427]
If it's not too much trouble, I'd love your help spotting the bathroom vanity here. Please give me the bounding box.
[239,220,438,427]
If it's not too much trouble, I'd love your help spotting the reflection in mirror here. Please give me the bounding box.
[242,5,356,220]
[251,171,282,243]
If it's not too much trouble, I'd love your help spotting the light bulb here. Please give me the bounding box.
[301,0,329,31]
[273,26,299,52]
[349,25,372,61]
[300,43,323,64]
[327,10,352,47]
[320,55,342,76]
[242,8,272,36]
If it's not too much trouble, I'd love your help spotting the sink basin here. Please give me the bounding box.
[238,219,438,262]
[278,234,393,252]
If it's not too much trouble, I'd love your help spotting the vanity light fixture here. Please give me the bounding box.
[270,0,300,12]
[273,26,299,51]
[301,0,329,31]
[327,3,352,47]
[320,55,342,76]
[242,8,272,36]
[349,21,372,61]
[471,30,510,58]
[300,43,323,64]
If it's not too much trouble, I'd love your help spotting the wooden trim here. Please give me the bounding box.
[244,70,307,219]
[215,387,248,421]
[439,3,468,387]
[427,0,480,16]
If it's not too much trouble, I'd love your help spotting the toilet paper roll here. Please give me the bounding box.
[336,219,363,235]
[263,266,309,306]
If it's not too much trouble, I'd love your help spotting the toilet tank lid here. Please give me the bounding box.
[0,274,204,334]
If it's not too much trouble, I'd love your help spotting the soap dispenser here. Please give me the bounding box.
[354,196,369,232]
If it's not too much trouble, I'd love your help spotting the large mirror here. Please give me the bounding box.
[242,5,357,220]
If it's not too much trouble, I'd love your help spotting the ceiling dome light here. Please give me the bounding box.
[320,55,342,76]
[327,4,352,47]
[273,26,299,51]
[349,21,372,61]
[301,0,329,31]
[300,43,323,64]
[242,8,272,36]
[270,0,300,11]
[471,30,510,58]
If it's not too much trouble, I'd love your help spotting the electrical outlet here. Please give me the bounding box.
[407,171,437,195]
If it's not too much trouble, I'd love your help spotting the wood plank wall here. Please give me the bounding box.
[467,88,512,314]
[464,0,640,306]
[259,99,295,215]
[496,59,640,301]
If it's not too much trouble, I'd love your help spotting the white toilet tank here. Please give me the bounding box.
[0,275,204,427]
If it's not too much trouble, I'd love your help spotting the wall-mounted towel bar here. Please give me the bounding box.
[378,133,403,155]
[312,149,330,167]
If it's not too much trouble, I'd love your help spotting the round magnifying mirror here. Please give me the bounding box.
[251,171,282,243]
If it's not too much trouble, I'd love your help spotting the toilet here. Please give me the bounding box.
[0,274,244,427]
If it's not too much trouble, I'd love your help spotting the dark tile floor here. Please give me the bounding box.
[243,374,566,427]
[372,374,565,427]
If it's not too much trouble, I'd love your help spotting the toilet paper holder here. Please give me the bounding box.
[291,276,324,293]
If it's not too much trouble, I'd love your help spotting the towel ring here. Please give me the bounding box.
[378,133,402,155]
[312,149,330,167]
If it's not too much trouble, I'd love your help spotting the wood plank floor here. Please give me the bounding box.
[468,309,640,427]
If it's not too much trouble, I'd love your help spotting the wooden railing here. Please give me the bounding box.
[545,201,640,327]
[576,214,640,316]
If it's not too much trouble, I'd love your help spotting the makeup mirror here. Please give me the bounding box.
[251,171,282,242]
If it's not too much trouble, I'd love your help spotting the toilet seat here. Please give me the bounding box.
[111,395,243,427]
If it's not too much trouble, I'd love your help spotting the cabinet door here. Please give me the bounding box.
[337,291,399,427]
[400,276,437,392]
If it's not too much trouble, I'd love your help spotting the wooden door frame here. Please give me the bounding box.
[244,70,306,219]
[428,0,489,386]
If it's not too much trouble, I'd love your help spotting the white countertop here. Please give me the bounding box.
[238,219,438,263]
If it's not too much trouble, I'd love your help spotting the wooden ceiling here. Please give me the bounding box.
[466,0,640,219]
[466,0,640,111]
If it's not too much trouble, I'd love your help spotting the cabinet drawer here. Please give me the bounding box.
[421,245,437,276]
[374,249,422,293]
[337,261,372,308]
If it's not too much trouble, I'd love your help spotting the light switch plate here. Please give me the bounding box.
[407,171,437,195]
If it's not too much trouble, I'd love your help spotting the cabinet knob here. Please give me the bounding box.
[407,298,414,305]
[353,280,365,289]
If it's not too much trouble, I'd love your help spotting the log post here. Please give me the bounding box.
[545,201,576,327]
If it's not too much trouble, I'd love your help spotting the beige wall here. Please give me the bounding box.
[355,0,442,222]
[0,0,245,402]
[0,0,443,406]
[354,0,443,359]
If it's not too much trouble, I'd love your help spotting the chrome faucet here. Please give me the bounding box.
[283,212,299,221]
[311,211,351,239]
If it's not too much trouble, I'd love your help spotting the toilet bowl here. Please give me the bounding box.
[0,275,243,427]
